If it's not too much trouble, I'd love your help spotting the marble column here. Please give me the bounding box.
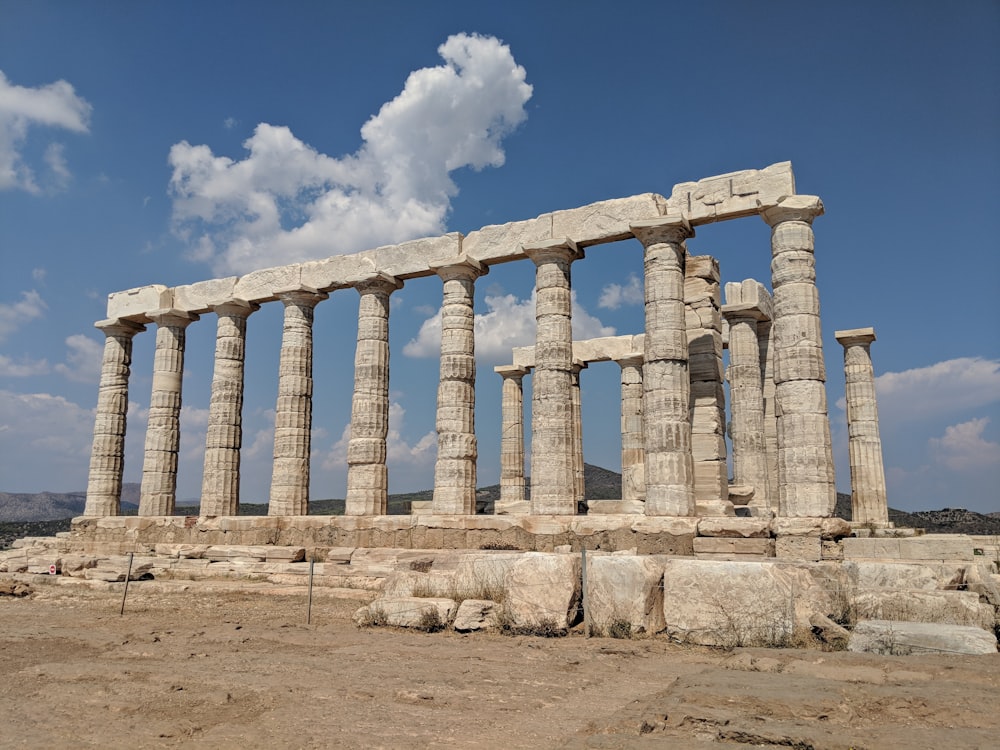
[139,309,198,516]
[631,218,695,516]
[759,318,779,511]
[570,361,587,506]
[761,196,836,517]
[836,327,889,525]
[269,288,327,516]
[200,299,258,517]
[345,274,402,516]
[722,299,772,511]
[431,257,486,514]
[617,354,646,506]
[524,239,582,515]
[495,365,529,513]
[84,318,145,516]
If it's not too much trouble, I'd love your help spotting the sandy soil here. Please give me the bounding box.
[1,579,998,749]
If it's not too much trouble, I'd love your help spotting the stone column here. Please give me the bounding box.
[836,327,889,525]
[139,309,198,516]
[523,239,582,515]
[722,296,772,512]
[617,354,645,507]
[84,318,145,516]
[269,288,327,516]
[345,274,402,516]
[686,255,729,515]
[631,218,695,516]
[495,365,529,514]
[431,257,487,514]
[761,196,836,517]
[759,319,779,510]
[200,300,258,517]
[570,360,587,506]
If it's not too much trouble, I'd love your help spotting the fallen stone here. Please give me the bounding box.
[850,589,994,629]
[809,613,849,650]
[453,599,497,632]
[848,619,997,656]
[587,555,665,637]
[357,597,456,630]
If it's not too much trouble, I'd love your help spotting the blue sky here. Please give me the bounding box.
[1,1,998,513]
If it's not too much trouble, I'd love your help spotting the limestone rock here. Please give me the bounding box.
[850,589,994,630]
[809,613,850,649]
[359,597,456,630]
[587,555,665,636]
[453,599,497,632]
[848,619,997,656]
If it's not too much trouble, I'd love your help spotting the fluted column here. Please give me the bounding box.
[200,300,258,516]
[759,319,779,510]
[84,318,145,516]
[269,288,327,516]
[524,239,582,515]
[345,274,402,515]
[761,196,836,517]
[631,218,695,516]
[495,365,529,513]
[570,361,587,506]
[431,257,487,514]
[722,302,772,511]
[617,354,645,505]
[836,327,889,525]
[139,309,198,516]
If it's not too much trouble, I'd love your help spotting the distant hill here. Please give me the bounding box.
[0,484,139,522]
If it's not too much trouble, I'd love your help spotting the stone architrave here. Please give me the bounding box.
[761,196,836,517]
[431,257,487,515]
[268,288,328,516]
[685,255,729,515]
[617,354,646,505]
[200,300,258,517]
[495,365,529,513]
[570,361,587,505]
[345,274,402,516]
[84,318,146,516]
[139,309,198,516]
[631,218,695,516]
[523,239,583,515]
[722,296,772,512]
[835,327,889,525]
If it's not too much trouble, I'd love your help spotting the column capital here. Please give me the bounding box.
[835,327,876,347]
[148,308,199,327]
[494,364,529,379]
[356,272,403,295]
[431,254,488,281]
[630,216,693,246]
[721,302,771,323]
[94,318,146,337]
[760,195,824,227]
[275,286,328,307]
[211,298,260,317]
[522,238,582,265]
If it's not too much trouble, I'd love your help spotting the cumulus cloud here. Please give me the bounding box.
[868,357,1000,422]
[929,417,1000,471]
[0,70,91,193]
[598,273,643,309]
[0,290,46,342]
[0,354,49,378]
[55,334,104,383]
[169,33,532,275]
[403,290,616,363]
[322,400,436,470]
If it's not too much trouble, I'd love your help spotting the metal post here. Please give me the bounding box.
[120,552,134,616]
[581,547,590,638]
[307,557,315,625]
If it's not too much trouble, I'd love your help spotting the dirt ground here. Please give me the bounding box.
[1,579,998,750]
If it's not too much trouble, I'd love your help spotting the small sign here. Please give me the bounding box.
[48,564,57,575]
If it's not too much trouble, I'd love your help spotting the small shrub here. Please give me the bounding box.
[409,559,433,573]
[602,619,634,640]
[416,608,446,633]
[478,542,520,551]
[358,606,388,628]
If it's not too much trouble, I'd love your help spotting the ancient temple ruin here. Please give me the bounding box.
[78,161,892,555]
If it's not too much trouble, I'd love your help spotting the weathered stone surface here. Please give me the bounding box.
[665,162,795,224]
[692,537,774,557]
[851,590,994,629]
[842,535,976,561]
[358,597,456,629]
[453,599,497,632]
[848,619,997,655]
[84,558,155,581]
[697,518,770,538]
[775,535,822,561]
[771,517,852,540]
[587,555,665,636]
[809,613,850,649]
[106,284,172,320]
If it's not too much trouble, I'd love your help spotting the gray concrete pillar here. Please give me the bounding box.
[139,309,198,516]
[84,318,145,516]
[345,274,402,516]
[495,365,529,514]
[631,218,695,516]
[269,288,327,516]
[200,299,258,517]
[836,327,889,525]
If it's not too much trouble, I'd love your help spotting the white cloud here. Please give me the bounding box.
[54,334,103,383]
[0,290,46,342]
[31,267,46,282]
[598,273,643,309]
[322,400,436,470]
[169,33,532,275]
[0,354,49,377]
[404,290,616,363]
[870,357,1000,422]
[929,417,1000,471]
[0,70,91,193]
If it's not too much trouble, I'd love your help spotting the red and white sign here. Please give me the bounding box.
[48,564,57,575]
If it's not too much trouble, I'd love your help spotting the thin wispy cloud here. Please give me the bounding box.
[598,273,643,310]
[169,33,533,275]
[0,290,47,343]
[859,357,1000,422]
